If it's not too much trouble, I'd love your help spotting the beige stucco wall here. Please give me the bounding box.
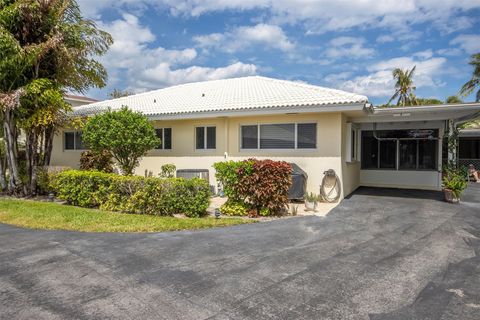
[341,114,361,197]
[50,112,348,197]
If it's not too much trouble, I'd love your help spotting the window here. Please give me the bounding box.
[64,131,84,150]
[297,123,317,149]
[241,125,258,149]
[240,123,316,150]
[260,124,295,149]
[351,129,356,160]
[155,128,172,150]
[361,129,438,171]
[196,126,216,150]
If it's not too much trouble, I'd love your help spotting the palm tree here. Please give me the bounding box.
[459,53,480,102]
[388,66,418,106]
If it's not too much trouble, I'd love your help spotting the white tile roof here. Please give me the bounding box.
[73,76,368,118]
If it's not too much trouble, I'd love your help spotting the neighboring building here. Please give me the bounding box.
[50,76,480,199]
[459,121,480,168]
[64,94,98,107]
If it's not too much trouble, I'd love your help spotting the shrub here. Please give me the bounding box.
[213,160,253,200]
[79,150,114,173]
[52,170,210,217]
[220,201,249,216]
[159,164,176,178]
[53,170,112,207]
[36,166,68,194]
[214,159,292,216]
[238,159,292,215]
[82,107,160,175]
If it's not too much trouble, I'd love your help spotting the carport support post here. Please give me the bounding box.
[447,119,457,165]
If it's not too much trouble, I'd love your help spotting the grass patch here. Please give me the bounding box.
[0,198,253,233]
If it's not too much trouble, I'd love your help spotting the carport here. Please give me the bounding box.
[348,103,480,190]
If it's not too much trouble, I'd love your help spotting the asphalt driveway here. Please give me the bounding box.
[1,185,480,320]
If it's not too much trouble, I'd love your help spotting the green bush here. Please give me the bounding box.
[53,170,112,207]
[159,164,176,178]
[213,160,253,200]
[52,170,210,217]
[36,166,68,195]
[220,201,249,216]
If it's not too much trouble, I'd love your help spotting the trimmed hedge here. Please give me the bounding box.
[51,170,210,217]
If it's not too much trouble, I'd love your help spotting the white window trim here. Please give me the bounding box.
[239,122,318,151]
[63,130,86,151]
[346,123,359,163]
[155,127,172,150]
[195,125,217,150]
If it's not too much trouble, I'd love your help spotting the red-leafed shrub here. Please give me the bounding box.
[214,159,292,216]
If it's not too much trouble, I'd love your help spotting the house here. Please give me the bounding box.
[459,121,480,169]
[50,76,480,199]
[64,94,98,107]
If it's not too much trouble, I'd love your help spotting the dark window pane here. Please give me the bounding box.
[361,132,378,169]
[418,140,437,170]
[206,126,216,149]
[459,138,480,159]
[260,124,295,149]
[297,123,316,149]
[379,140,396,169]
[164,128,172,149]
[155,129,163,149]
[75,131,84,150]
[65,132,75,150]
[399,140,417,170]
[196,127,205,149]
[351,129,356,159]
[241,125,258,149]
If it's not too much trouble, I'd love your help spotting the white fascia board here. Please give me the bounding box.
[147,103,367,120]
[367,102,480,115]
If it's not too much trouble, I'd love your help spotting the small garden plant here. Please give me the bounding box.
[442,165,468,203]
[214,159,292,217]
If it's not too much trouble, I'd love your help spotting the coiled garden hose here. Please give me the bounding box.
[320,169,341,203]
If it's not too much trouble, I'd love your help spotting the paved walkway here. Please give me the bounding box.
[1,185,479,319]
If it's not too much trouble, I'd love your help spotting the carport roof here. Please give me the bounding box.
[362,102,480,123]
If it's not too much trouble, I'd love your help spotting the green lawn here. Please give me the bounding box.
[0,198,253,233]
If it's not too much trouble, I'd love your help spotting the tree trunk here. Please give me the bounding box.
[25,129,39,196]
[0,153,7,192]
[43,125,55,166]
[2,109,23,195]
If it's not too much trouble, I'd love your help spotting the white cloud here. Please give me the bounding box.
[95,14,257,92]
[141,62,257,87]
[450,34,480,54]
[77,0,480,35]
[338,55,447,97]
[376,35,395,43]
[194,24,294,53]
[324,37,375,59]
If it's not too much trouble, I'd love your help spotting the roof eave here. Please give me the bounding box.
[146,102,368,120]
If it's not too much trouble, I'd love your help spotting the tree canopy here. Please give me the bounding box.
[459,53,480,102]
[0,0,112,195]
[82,107,159,175]
[387,66,418,106]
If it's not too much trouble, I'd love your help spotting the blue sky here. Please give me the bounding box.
[77,0,480,105]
